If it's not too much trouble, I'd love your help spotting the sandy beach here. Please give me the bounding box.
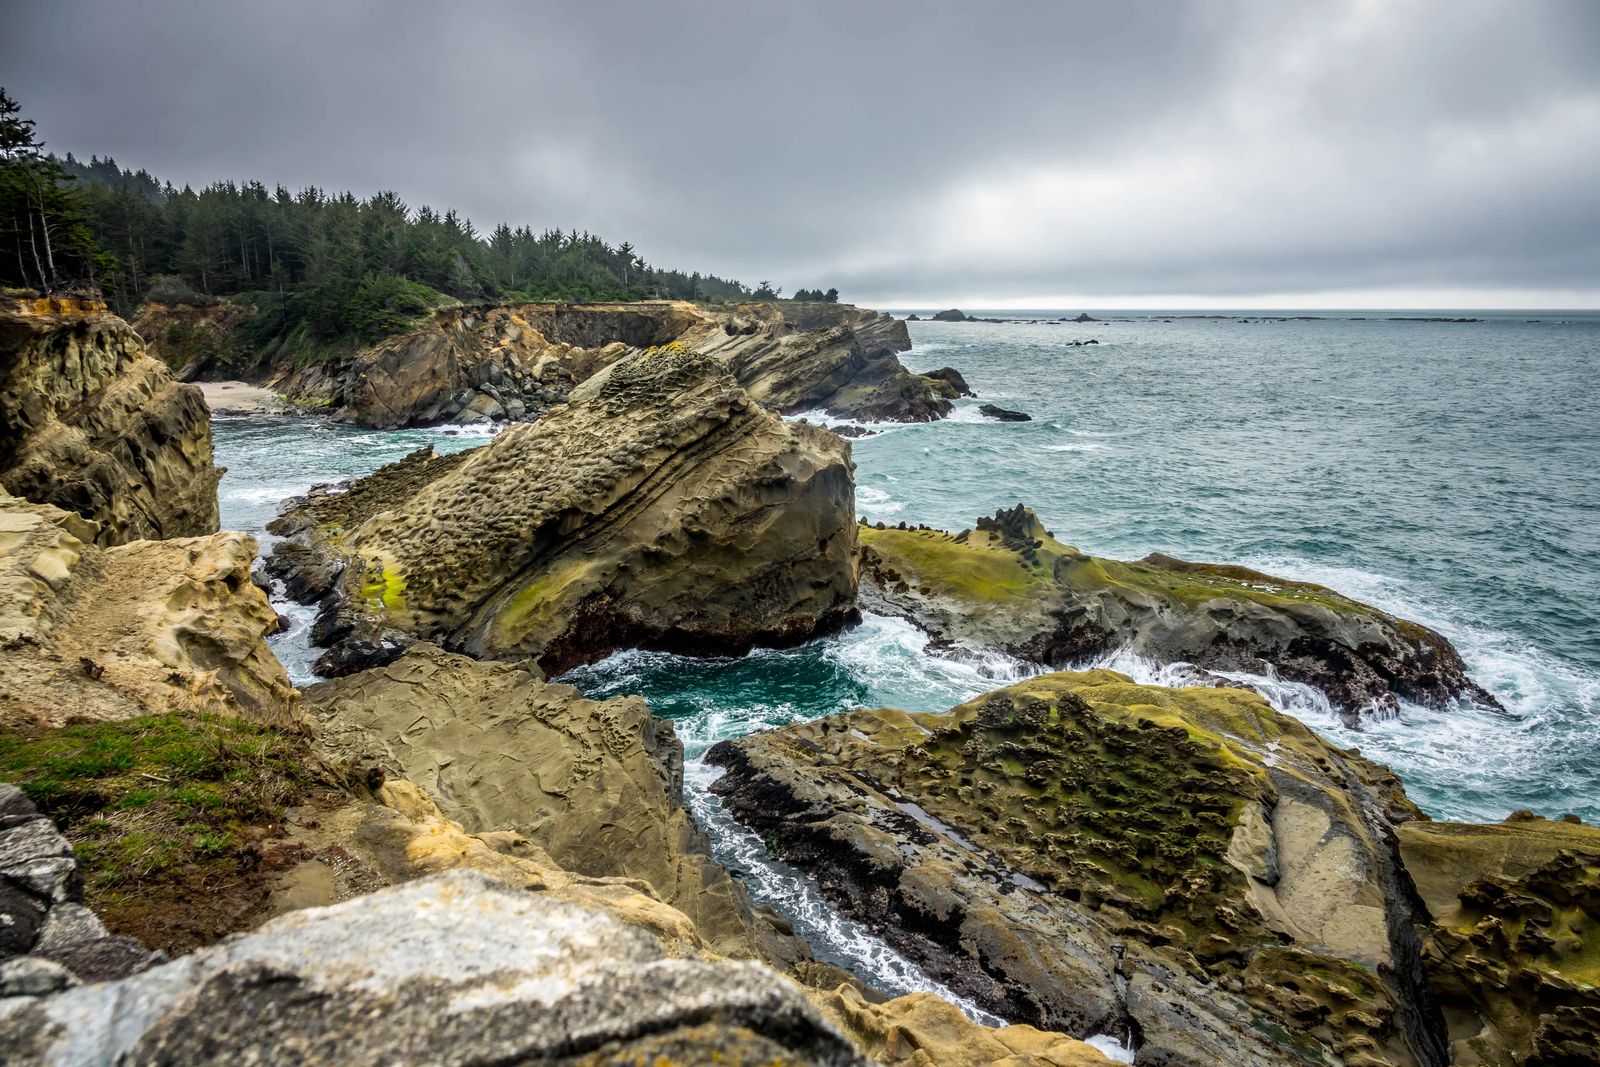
[198,380,288,414]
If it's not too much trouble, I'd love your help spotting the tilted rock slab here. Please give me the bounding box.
[268,348,858,674]
[710,670,1451,1067]
[254,299,949,428]
[0,870,870,1066]
[859,505,1494,720]
[0,489,297,728]
[304,644,758,956]
[0,296,219,545]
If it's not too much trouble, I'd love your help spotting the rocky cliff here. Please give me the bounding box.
[266,347,858,674]
[711,670,1443,1066]
[0,295,220,545]
[0,488,298,730]
[859,506,1493,720]
[136,297,951,427]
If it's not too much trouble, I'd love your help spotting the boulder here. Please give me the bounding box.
[304,644,759,956]
[859,505,1494,720]
[709,671,1442,1067]
[0,489,298,729]
[979,404,1032,422]
[921,366,974,398]
[0,870,869,1066]
[0,295,219,545]
[268,349,858,674]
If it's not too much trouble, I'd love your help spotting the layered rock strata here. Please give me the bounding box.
[135,297,950,427]
[0,296,220,544]
[0,489,298,729]
[859,505,1493,719]
[710,671,1449,1067]
[267,348,858,674]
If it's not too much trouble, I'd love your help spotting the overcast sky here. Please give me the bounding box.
[6,1,1599,307]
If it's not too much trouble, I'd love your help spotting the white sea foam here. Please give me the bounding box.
[855,485,905,515]
[1085,1034,1137,1064]
[1042,442,1111,453]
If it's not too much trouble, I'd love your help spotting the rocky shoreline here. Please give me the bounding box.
[1,298,1594,1066]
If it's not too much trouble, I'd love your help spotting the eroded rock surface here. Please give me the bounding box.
[1399,815,1600,1066]
[267,348,858,673]
[0,870,870,1066]
[710,670,1446,1067]
[859,505,1493,719]
[304,645,759,956]
[0,296,220,545]
[151,297,950,427]
[0,489,298,729]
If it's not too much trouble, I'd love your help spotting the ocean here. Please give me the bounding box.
[213,309,1599,1025]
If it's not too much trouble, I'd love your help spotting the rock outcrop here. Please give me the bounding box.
[932,309,969,322]
[1399,815,1600,1065]
[304,644,759,956]
[710,670,1448,1067]
[267,348,858,674]
[922,366,974,398]
[0,489,298,729]
[859,505,1494,720]
[0,783,163,996]
[0,295,220,545]
[979,404,1032,422]
[147,297,950,427]
[0,870,872,1066]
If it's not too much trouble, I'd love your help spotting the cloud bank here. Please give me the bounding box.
[6,0,1598,306]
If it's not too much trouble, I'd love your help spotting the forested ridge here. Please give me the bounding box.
[1,89,836,354]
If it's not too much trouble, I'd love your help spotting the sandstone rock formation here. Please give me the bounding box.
[859,505,1494,719]
[0,489,298,729]
[0,296,220,545]
[710,670,1451,1067]
[304,644,759,956]
[1399,815,1600,1066]
[267,348,858,674]
[0,870,872,1066]
[141,296,950,427]
[922,366,974,398]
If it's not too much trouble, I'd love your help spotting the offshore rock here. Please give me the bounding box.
[0,295,219,545]
[304,644,759,956]
[0,489,298,729]
[859,505,1494,720]
[922,366,974,398]
[932,308,969,322]
[979,403,1032,422]
[1399,815,1600,1066]
[0,870,869,1066]
[710,671,1443,1067]
[268,348,857,674]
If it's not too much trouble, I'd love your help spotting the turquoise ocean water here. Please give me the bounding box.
[213,310,1599,1025]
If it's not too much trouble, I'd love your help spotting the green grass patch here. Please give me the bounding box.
[0,712,321,894]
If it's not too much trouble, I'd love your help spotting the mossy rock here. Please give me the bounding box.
[859,504,1494,719]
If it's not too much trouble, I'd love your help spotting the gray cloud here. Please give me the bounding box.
[6,0,1598,304]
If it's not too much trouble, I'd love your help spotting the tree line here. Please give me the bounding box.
[0,88,841,351]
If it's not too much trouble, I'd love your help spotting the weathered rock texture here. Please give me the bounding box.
[860,505,1493,720]
[0,870,871,1066]
[304,645,758,956]
[0,783,163,996]
[139,297,949,427]
[0,489,298,729]
[267,348,858,673]
[1399,815,1600,1066]
[711,670,1453,1067]
[0,295,219,545]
